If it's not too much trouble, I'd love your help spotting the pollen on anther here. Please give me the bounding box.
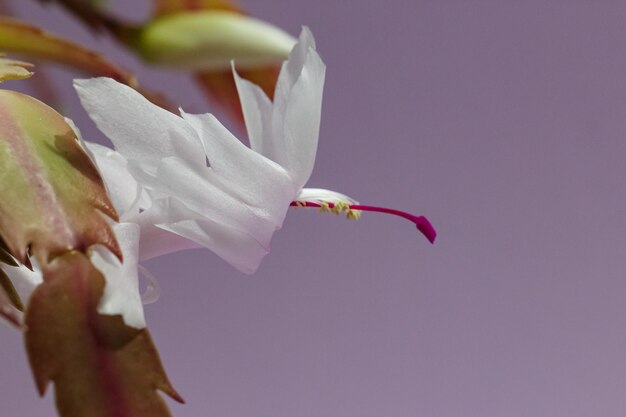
[288,199,436,244]
[332,202,349,215]
[318,202,331,213]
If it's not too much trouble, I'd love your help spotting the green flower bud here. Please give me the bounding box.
[128,11,296,71]
[0,54,32,83]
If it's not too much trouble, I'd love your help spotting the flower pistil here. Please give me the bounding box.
[290,200,436,244]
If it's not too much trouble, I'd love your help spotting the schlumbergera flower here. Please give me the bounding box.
[59,27,434,329]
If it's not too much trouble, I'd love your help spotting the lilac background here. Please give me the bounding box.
[2,1,626,416]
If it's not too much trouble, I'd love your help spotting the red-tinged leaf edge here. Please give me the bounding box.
[0,268,24,311]
[0,268,23,326]
[0,90,122,266]
[0,238,18,267]
[25,251,183,417]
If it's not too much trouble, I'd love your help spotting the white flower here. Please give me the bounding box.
[0,28,328,330]
[1,27,435,330]
[77,27,434,329]
[74,28,340,275]
[0,27,321,329]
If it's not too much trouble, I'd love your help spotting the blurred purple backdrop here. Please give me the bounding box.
[2,1,626,416]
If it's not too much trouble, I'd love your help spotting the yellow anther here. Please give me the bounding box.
[318,201,331,213]
[346,209,362,220]
[332,202,350,215]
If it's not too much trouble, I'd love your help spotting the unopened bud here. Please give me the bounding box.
[127,11,296,71]
[0,54,33,83]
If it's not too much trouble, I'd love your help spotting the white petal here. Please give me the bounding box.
[277,47,325,189]
[83,142,151,219]
[273,27,317,111]
[90,222,145,329]
[181,110,296,216]
[122,110,296,263]
[134,213,203,261]
[74,78,205,172]
[232,65,274,156]
[266,27,326,189]
[128,155,287,260]
[150,198,273,274]
[137,265,160,304]
[296,188,359,205]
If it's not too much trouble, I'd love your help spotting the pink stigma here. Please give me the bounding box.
[289,201,437,244]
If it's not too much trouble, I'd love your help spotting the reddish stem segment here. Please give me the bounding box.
[290,201,437,244]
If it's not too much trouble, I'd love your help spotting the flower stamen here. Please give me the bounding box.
[290,201,436,244]
[318,201,332,213]
[346,209,362,220]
